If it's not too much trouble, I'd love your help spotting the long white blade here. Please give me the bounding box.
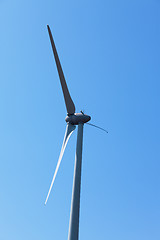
[45,123,76,205]
[47,25,76,115]
[86,123,108,133]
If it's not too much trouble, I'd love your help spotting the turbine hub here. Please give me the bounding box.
[65,113,91,125]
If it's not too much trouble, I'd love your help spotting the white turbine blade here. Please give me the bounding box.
[45,123,76,205]
[47,25,76,115]
[86,123,108,133]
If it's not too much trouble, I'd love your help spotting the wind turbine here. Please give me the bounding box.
[45,25,107,240]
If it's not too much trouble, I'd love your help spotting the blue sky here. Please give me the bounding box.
[0,0,160,239]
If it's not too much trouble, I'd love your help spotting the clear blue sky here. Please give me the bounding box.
[0,0,160,239]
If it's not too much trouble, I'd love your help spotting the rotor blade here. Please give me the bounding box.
[45,123,76,205]
[47,25,75,115]
[86,123,108,133]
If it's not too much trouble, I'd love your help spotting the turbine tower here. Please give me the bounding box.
[45,25,106,240]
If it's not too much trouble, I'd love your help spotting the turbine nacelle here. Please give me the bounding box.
[65,113,91,125]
